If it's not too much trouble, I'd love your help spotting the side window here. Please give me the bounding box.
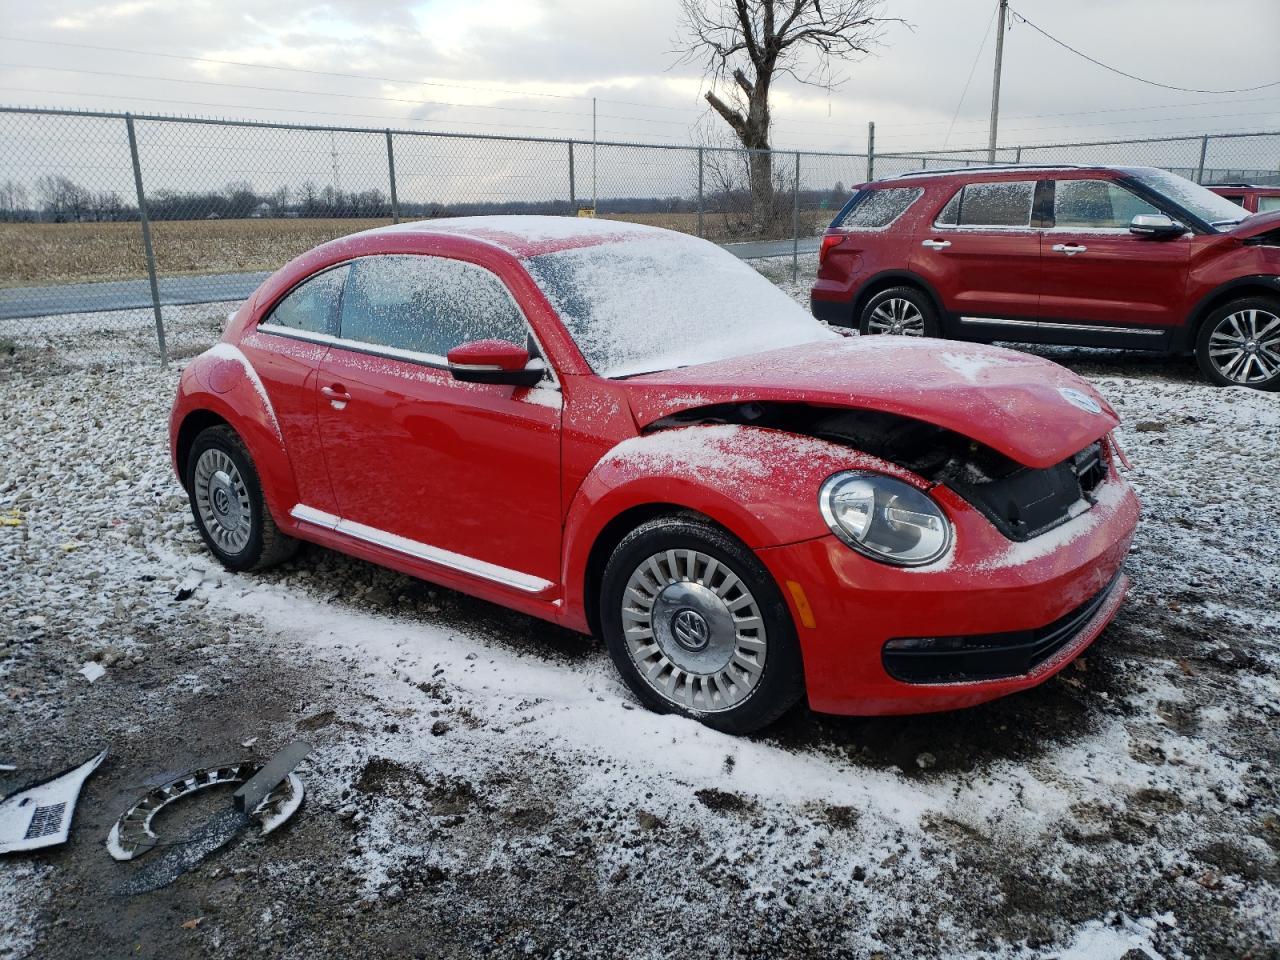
[934,181,1036,228]
[339,255,527,358]
[263,265,348,336]
[1258,195,1280,213]
[1218,193,1248,208]
[1053,179,1159,229]
[836,187,923,229]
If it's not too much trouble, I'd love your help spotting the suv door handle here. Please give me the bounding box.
[1052,243,1088,256]
[921,239,952,250]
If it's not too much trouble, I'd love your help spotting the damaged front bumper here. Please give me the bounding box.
[759,470,1140,716]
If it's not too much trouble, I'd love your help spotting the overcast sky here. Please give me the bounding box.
[1,0,1278,154]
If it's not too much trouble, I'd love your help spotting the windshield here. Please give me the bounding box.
[1123,167,1251,229]
[525,234,837,378]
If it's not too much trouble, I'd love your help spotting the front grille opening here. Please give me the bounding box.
[883,573,1120,684]
[941,440,1107,542]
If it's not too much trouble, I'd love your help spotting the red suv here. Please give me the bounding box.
[1207,182,1280,215]
[811,165,1280,389]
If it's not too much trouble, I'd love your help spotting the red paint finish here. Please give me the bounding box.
[812,166,1280,352]
[171,218,1142,718]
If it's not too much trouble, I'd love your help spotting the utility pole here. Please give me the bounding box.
[987,0,1008,163]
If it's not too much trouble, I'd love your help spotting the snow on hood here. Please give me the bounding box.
[621,337,1120,470]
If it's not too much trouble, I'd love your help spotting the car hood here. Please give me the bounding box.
[1228,209,1280,238]
[621,338,1119,470]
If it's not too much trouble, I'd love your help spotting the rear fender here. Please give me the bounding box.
[170,343,299,529]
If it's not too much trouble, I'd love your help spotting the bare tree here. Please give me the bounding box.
[678,0,895,229]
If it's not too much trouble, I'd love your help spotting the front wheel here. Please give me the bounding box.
[1195,297,1280,390]
[859,286,941,338]
[599,515,804,734]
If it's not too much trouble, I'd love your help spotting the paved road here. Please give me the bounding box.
[0,237,821,322]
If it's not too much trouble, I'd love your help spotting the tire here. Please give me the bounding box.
[1194,296,1280,390]
[185,424,299,572]
[599,514,805,735]
[858,285,941,338]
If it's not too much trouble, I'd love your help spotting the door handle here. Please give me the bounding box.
[321,384,350,409]
[921,239,952,250]
[1052,243,1088,256]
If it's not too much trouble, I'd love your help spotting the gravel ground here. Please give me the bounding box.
[2,268,1279,959]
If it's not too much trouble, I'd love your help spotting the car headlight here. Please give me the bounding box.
[818,472,952,567]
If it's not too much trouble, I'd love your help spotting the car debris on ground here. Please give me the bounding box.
[0,750,107,855]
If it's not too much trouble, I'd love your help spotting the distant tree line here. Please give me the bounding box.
[0,175,852,225]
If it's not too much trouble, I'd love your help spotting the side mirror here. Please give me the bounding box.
[1129,213,1186,238]
[447,339,545,387]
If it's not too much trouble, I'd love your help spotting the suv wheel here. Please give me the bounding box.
[1195,297,1280,390]
[185,424,299,571]
[859,286,940,338]
[599,515,804,734]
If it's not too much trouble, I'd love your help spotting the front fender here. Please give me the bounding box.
[169,343,299,529]
[558,424,926,632]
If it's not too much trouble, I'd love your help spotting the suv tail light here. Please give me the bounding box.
[819,234,845,266]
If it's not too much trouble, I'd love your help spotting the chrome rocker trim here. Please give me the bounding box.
[958,316,1165,336]
[290,504,554,594]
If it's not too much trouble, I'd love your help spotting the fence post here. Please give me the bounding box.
[866,121,875,182]
[1196,135,1209,184]
[125,113,166,365]
[384,130,400,223]
[696,146,704,238]
[792,152,801,283]
[568,141,575,213]
[1015,146,1022,163]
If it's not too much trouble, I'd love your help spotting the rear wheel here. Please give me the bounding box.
[1195,297,1280,390]
[859,286,941,338]
[600,515,804,734]
[185,424,299,571]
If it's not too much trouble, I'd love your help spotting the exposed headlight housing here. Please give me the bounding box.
[818,472,952,567]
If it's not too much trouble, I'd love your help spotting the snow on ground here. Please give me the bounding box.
[2,267,1279,958]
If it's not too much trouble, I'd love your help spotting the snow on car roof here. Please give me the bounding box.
[370,215,670,258]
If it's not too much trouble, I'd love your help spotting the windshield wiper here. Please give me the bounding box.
[1211,218,1247,227]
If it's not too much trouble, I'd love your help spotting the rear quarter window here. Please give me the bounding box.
[935,181,1036,228]
[1259,195,1280,213]
[834,187,923,229]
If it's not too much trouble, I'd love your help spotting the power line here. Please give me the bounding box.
[0,61,710,130]
[1007,6,1280,94]
[942,2,998,149]
[0,33,709,116]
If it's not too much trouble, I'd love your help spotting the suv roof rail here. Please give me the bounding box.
[1204,182,1258,188]
[884,163,1087,180]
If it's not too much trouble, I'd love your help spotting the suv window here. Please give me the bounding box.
[339,255,527,358]
[836,187,922,229]
[935,181,1036,228]
[264,265,348,336]
[1259,195,1280,213]
[1054,179,1159,228]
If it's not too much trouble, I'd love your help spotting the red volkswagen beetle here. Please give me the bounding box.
[170,217,1139,733]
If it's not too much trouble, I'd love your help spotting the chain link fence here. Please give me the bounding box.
[1,105,1277,361]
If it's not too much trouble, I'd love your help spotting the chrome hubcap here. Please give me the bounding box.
[1208,309,1280,384]
[193,449,252,554]
[621,550,767,713]
[867,297,925,336]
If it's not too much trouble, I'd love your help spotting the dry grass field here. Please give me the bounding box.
[1,210,829,287]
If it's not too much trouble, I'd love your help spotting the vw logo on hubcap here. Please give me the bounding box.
[671,608,711,651]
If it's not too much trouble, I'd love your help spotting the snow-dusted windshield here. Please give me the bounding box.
[1123,167,1251,229]
[525,234,838,378]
